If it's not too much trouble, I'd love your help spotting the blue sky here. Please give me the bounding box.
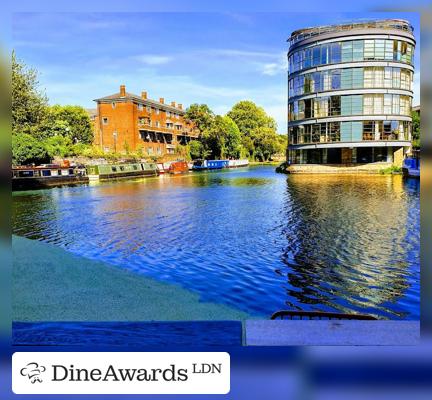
[12,12,420,133]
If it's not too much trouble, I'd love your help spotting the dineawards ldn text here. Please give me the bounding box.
[50,363,223,382]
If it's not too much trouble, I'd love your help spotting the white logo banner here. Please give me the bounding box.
[13,352,230,394]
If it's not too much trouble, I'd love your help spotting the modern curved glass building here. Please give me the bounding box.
[287,19,415,168]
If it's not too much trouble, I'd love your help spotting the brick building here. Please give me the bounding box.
[93,85,199,157]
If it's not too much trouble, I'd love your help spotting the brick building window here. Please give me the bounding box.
[102,117,109,125]
[138,104,143,111]
[111,102,116,109]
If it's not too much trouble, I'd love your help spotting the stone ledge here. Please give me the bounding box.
[245,320,420,346]
[287,162,393,174]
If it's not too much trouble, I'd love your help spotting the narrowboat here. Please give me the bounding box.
[192,160,229,170]
[86,162,158,181]
[156,163,166,174]
[402,155,420,178]
[228,159,249,168]
[12,165,88,191]
[168,161,189,174]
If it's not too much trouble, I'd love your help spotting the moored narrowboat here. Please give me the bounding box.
[228,159,249,168]
[192,160,229,170]
[12,165,88,191]
[86,162,158,181]
[168,161,189,174]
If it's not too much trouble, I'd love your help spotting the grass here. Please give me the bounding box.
[379,165,402,175]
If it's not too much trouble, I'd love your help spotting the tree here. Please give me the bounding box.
[251,126,280,161]
[12,133,49,165]
[12,51,49,137]
[227,100,277,138]
[185,104,215,132]
[228,100,279,160]
[44,105,93,143]
[44,135,74,158]
[222,116,242,159]
[411,110,420,148]
[189,140,204,159]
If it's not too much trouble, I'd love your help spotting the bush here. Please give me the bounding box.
[12,133,50,165]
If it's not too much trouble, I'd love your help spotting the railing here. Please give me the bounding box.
[271,310,377,320]
[289,19,414,47]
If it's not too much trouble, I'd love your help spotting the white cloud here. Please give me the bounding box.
[134,55,173,65]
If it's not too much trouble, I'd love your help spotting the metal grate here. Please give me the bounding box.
[270,310,377,320]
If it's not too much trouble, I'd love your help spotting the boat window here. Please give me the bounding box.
[69,169,74,175]
[18,170,34,177]
[111,166,117,172]
[42,170,51,177]
[120,166,125,171]
[133,165,138,170]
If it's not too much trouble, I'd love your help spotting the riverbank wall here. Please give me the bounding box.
[277,161,396,174]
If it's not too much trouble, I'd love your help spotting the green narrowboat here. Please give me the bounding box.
[86,162,159,181]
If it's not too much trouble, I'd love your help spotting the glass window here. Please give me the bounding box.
[330,96,340,116]
[375,39,385,59]
[341,41,353,62]
[384,94,392,114]
[331,43,341,63]
[331,69,341,89]
[352,122,363,141]
[364,94,374,114]
[374,67,384,87]
[385,40,394,60]
[313,72,322,92]
[392,95,400,114]
[322,71,331,91]
[341,96,351,116]
[363,121,374,140]
[364,39,375,59]
[304,99,312,118]
[351,95,363,115]
[352,68,364,88]
[321,44,329,64]
[384,67,393,88]
[392,68,401,87]
[352,40,364,61]
[364,68,373,88]
[313,46,321,66]
[341,69,352,89]
[341,121,352,141]
[304,48,312,68]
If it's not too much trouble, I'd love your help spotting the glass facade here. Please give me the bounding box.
[289,120,411,145]
[288,67,413,97]
[289,94,411,120]
[288,39,414,73]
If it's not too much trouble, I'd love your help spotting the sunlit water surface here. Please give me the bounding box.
[12,166,420,319]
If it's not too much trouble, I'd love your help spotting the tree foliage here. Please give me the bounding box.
[12,133,49,165]
[185,103,215,132]
[12,51,48,137]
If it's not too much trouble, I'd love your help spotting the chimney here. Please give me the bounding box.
[120,85,126,97]
[141,91,147,99]
[171,101,176,107]
[178,103,183,110]
[159,97,164,104]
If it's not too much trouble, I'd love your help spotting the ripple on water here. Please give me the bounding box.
[12,168,420,319]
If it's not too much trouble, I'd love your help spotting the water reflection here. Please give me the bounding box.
[281,175,419,319]
[12,167,419,319]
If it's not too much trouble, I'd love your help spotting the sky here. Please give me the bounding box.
[12,11,420,133]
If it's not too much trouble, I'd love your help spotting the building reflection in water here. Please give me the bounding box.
[280,174,419,319]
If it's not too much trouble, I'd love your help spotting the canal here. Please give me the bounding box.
[12,166,420,319]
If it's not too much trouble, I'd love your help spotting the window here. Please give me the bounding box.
[352,40,363,61]
[146,106,151,112]
[321,44,330,64]
[329,96,340,116]
[385,40,393,60]
[364,39,375,59]
[111,102,116,109]
[147,147,153,155]
[331,69,341,90]
[392,68,401,88]
[102,117,109,125]
[384,67,392,88]
[138,117,146,125]
[42,170,51,177]
[384,95,392,114]
[166,111,171,118]
[138,104,143,111]
[313,72,322,91]
[304,99,313,118]
[155,108,160,115]
[313,97,329,118]
[375,39,385,59]
[111,166,117,172]
[392,95,400,114]
[313,46,321,66]
[364,68,373,88]
[155,121,160,128]
[331,43,341,63]
[341,41,352,62]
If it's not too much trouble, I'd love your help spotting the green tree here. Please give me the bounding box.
[189,139,204,159]
[227,100,277,138]
[44,135,74,158]
[12,51,48,137]
[185,104,215,132]
[251,126,280,161]
[44,105,93,143]
[12,133,49,165]
[411,110,420,148]
[222,116,242,159]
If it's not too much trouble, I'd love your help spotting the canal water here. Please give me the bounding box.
[12,166,420,319]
